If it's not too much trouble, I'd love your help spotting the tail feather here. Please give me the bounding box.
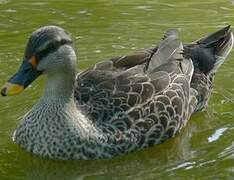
[184,25,233,75]
[196,25,231,47]
[197,25,233,59]
[185,25,233,112]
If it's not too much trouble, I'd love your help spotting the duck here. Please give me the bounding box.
[1,25,233,160]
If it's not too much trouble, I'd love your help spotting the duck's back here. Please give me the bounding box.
[74,29,197,147]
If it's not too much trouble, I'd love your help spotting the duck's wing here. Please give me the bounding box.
[74,47,157,110]
[74,29,196,144]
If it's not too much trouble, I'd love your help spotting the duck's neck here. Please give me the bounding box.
[41,70,75,103]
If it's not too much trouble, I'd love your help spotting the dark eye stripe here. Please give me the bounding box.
[35,39,72,60]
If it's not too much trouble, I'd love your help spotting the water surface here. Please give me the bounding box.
[0,0,234,179]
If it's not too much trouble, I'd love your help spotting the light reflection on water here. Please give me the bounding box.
[0,0,233,179]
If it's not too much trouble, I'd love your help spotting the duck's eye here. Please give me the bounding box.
[35,39,72,61]
[36,41,59,61]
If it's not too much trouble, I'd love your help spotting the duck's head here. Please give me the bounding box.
[1,25,76,96]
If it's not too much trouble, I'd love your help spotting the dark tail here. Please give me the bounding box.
[197,25,233,58]
[184,26,233,112]
[184,25,233,75]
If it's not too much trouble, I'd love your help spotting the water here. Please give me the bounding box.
[0,0,233,179]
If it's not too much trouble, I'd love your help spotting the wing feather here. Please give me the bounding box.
[74,29,198,148]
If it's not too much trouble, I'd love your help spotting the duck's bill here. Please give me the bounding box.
[1,61,42,96]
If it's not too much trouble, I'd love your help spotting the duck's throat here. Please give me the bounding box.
[42,71,75,101]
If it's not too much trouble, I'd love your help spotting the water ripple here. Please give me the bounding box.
[0,0,8,4]
[208,127,228,143]
[219,142,234,160]
[167,161,196,171]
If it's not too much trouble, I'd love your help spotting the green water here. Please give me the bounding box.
[0,0,234,179]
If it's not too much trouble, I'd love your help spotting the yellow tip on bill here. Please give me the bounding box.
[1,82,24,96]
